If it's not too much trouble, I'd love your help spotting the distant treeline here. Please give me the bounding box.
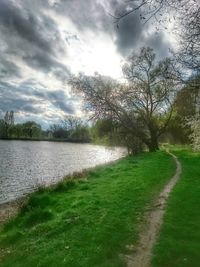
[0,113,121,144]
[0,79,199,151]
[0,114,91,143]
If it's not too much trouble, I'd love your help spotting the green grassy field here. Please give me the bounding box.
[0,151,175,267]
[152,148,200,267]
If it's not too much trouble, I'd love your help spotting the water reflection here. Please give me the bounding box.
[0,140,126,204]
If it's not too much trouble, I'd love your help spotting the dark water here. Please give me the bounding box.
[0,140,126,204]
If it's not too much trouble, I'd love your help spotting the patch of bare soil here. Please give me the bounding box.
[0,198,25,228]
[125,152,182,267]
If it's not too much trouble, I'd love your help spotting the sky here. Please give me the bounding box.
[0,0,176,129]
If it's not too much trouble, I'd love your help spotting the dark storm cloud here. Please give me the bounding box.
[143,32,171,59]
[0,81,42,115]
[0,0,53,53]
[47,90,75,114]
[108,1,172,57]
[0,57,21,78]
[52,0,112,32]
[0,0,173,125]
[22,51,70,81]
[25,81,76,115]
[0,80,76,118]
[0,0,69,80]
[0,98,42,115]
[114,12,144,56]
[0,0,171,81]
[50,0,172,57]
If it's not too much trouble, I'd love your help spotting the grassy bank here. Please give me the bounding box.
[0,151,175,267]
[152,148,200,267]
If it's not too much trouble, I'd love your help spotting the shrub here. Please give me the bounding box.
[187,116,200,151]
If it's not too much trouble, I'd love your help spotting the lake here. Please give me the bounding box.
[0,140,126,204]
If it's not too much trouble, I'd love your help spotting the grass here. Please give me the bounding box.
[0,151,175,267]
[152,148,200,267]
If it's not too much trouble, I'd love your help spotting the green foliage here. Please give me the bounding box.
[0,111,43,139]
[167,76,200,144]
[166,110,191,144]
[90,119,144,154]
[53,179,77,193]
[21,121,42,138]
[21,195,55,213]
[0,119,7,138]
[124,134,144,155]
[70,125,90,141]
[22,209,54,228]
[187,116,200,151]
[0,111,14,138]
[91,119,113,139]
[8,124,23,138]
[49,115,91,142]
[90,119,117,145]
[0,152,175,267]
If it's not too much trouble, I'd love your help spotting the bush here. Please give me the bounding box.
[22,209,54,227]
[21,194,54,213]
[125,135,144,155]
[187,116,200,151]
[53,179,76,192]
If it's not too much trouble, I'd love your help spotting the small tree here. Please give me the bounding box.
[62,115,90,141]
[0,111,15,138]
[0,119,7,138]
[22,121,42,138]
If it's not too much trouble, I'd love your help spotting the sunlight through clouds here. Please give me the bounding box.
[0,0,176,127]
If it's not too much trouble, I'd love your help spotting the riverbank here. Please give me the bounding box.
[0,151,175,267]
[0,140,126,204]
[0,157,124,226]
[0,199,25,227]
[0,137,90,143]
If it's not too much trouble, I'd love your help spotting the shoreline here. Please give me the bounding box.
[0,138,90,143]
[0,156,126,227]
[0,198,26,228]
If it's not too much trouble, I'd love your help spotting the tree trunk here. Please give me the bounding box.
[148,131,159,152]
[148,140,159,152]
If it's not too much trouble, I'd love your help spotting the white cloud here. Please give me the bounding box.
[0,0,177,128]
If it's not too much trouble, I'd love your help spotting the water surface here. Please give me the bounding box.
[0,140,126,204]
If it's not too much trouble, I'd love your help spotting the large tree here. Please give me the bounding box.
[70,47,177,152]
[0,111,14,138]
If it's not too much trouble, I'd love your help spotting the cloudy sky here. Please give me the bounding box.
[0,0,176,128]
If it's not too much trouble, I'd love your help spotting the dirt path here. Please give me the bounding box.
[126,152,182,267]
